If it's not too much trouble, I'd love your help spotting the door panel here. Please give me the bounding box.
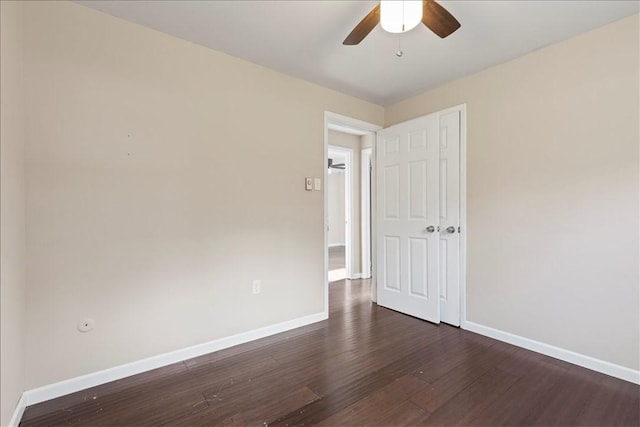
[383,166,400,219]
[408,161,428,219]
[408,237,429,298]
[376,114,440,323]
[383,236,401,291]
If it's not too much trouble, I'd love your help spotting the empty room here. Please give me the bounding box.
[1,1,638,426]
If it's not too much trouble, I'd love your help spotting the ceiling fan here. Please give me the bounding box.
[328,158,346,170]
[343,0,461,45]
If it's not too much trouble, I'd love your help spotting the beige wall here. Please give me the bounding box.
[386,14,639,370]
[328,130,363,275]
[1,1,27,424]
[22,1,383,389]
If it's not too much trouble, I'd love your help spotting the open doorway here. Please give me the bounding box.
[327,145,351,283]
[323,112,382,315]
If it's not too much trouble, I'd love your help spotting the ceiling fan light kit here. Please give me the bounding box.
[380,0,423,34]
[343,0,461,46]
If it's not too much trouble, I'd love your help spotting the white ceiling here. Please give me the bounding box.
[77,1,639,106]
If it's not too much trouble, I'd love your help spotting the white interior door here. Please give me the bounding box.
[375,108,462,325]
[376,113,440,323]
[439,110,461,326]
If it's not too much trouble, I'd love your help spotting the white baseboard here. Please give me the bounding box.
[23,312,327,407]
[350,272,362,279]
[462,320,640,385]
[8,393,27,427]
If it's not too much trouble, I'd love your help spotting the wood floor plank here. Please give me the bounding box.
[410,340,519,414]
[197,363,310,423]
[19,361,190,423]
[217,387,320,427]
[20,278,640,427]
[424,367,520,426]
[466,357,570,426]
[267,369,397,426]
[317,375,432,426]
[568,372,640,426]
[408,334,495,384]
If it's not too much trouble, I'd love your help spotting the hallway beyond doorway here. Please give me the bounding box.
[328,245,346,282]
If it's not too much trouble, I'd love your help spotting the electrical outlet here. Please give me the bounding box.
[252,279,261,294]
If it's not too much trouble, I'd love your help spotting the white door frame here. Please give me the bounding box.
[455,104,468,326]
[328,144,353,279]
[324,112,381,316]
[361,147,372,279]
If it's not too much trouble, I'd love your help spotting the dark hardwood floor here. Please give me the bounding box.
[21,279,639,426]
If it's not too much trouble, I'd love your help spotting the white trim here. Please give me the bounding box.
[325,112,382,135]
[458,104,468,325]
[370,134,378,303]
[323,114,330,318]
[328,122,369,136]
[328,243,345,248]
[350,272,363,280]
[23,312,326,406]
[324,112,382,314]
[8,393,27,427]
[462,320,640,385]
[361,147,372,279]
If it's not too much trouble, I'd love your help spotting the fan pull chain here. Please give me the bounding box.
[396,37,404,58]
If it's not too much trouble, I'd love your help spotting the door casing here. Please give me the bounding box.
[323,112,381,317]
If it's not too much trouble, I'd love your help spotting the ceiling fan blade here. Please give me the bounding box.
[422,0,461,39]
[343,4,380,45]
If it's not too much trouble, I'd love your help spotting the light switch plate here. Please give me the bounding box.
[305,177,313,191]
[314,178,322,191]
